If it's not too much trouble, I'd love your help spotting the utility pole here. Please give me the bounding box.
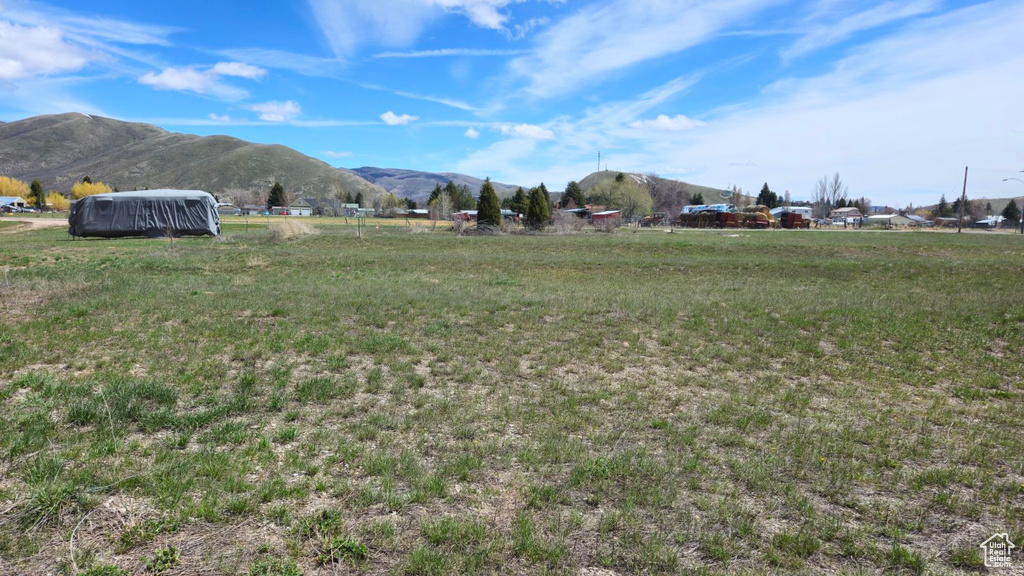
[957,166,968,234]
[597,152,601,173]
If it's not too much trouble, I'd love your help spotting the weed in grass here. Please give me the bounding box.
[772,529,822,563]
[402,546,452,576]
[315,536,367,565]
[80,565,130,576]
[888,542,926,575]
[948,545,985,570]
[422,517,488,549]
[142,545,179,574]
[525,484,568,509]
[295,509,344,540]
[116,517,181,553]
[294,375,355,403]
[362,333,414,355]
[274,427,299,444]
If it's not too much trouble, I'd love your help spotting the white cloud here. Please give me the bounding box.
[781,0,939,62]
[630,114,706,131]
[138,61,266,101]
[381,111,420,125]
[499,123,555,140]
[464,127,480,138]
[323,150,353,158]
[509,0,780,98]
[211,61,267,79]
[308,0,554,59]
[0,21,90,81]
[0,3,179,86]
[208,113,232,122]
[250,100,302,122]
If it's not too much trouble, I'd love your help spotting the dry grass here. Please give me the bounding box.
[268,220,316,241]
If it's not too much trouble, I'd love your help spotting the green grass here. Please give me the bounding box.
[1,223,1022,574]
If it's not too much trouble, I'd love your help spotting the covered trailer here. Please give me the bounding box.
[68,189,220,238]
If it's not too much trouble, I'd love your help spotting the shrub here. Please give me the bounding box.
[268,221,315,241]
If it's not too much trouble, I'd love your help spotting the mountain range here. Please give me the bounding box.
[351,167,522,203]
[0,113,742,209]
[0,113,382,199]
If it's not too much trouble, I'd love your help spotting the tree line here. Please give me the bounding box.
[0,175,117,212]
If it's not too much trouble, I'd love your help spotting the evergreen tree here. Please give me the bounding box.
[267,181,286,209]
[82,175,92,184]
[936,194,950,218]
[562,181,585,208]
[951,197,963,216]
[444,180,459,201]
[691,192,705,205]
[29,180,45,209]
[476,178,502,227]
[455,184,475,210]
[354,191,364,208]
[985,202,993,214]
[525,186,551,229]
[428,183,443,205]
[538,182,552,215]
[509,187,528,215]
[406,198,417,209]
[343,190,354,204]
[756,183,771,207]
[1002,199,1020,223]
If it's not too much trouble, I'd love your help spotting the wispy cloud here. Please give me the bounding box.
[381,110,419,125]
[307,0,555,60]
[139,62,267,101]
[215,47,340,77]
[249,100,302,122]
[781,0,939,62]
[323,150,353,158]
[373,47,529,58]
[508,0,781,98]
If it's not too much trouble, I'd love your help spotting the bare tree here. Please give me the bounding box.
[813,172,849,218]
[429,191,453,221]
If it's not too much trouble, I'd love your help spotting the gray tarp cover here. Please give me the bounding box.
[68,189,220,238]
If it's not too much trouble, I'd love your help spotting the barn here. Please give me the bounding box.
[68,189,221,238]
[590,210,622,225]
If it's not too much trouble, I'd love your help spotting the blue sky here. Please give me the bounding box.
[1,0,1022,206]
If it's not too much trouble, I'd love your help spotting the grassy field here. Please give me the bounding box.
[0,222,1021,575]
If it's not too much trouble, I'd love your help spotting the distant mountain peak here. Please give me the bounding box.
[352,167,523,201]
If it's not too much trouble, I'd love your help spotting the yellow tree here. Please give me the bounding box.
[71,180,112,199]
[46,192,70,211]
[0,176,30,200]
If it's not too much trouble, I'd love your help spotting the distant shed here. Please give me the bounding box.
[1,196,27,208]
[591,210,622,224]
[68,189,220,238]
